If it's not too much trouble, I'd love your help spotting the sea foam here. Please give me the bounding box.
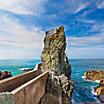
[82,76,100,83]
[91,89,98,96]
[82,76,85,79]
[19,67,30,71]
[94,80,100,83]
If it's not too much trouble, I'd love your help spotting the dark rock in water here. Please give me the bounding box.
[40,26,72,104]
[94,81,104,103]
[97,94,104,103]
[0,71,12,80]
[94,84,104,95]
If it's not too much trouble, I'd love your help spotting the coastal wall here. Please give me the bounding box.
[0,71,48,104]
[0,64,42,93]
[12,71,48,104]
[0,63,49,104]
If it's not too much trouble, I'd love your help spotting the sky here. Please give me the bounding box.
[0,0,104,59]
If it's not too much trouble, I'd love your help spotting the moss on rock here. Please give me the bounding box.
[40,26,72,104]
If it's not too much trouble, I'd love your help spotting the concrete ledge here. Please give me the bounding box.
[0,71,49,104]
[0,63,42,93]
[11,71,49,104]
[0,63,49,104]
[0,92,14,104]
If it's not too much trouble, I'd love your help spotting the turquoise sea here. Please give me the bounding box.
[0,59,104,104]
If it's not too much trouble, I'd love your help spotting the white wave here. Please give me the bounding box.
[86,79,100,83]
[19,68,31,71]
[82,76,100,83]
[94,80,100,83]
[82,76,91,82]
[91,88,98,96]
[82,76,85,79]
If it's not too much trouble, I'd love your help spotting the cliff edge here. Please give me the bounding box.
[40,26,72,104]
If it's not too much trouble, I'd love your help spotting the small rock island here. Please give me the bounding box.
[40,26,73,104]
[84,70,104,81]
[0,71,12,80]
[83,70,104,103]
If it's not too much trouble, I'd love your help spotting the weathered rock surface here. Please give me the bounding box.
[0,71,12,80]
[41,26,71,79]
[97,94,104,103]
[84,70,104,81]
[40,26,72,104]
[83,70,104,103]
[94,79,104,103]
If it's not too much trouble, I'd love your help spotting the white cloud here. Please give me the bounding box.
[67,33,104,47]
[64,0,89,14]
[74,3,88,14]
[65,0,104,14]
[67,46,104,59]
[0,14,44,59]
[0,0,49,15]
[67,33,104,59]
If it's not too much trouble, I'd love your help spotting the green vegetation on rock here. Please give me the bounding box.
[40,26,72,104]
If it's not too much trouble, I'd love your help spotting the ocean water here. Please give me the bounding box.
[0,59,104,103]
[70,59,104,104]
[0,59,40,76]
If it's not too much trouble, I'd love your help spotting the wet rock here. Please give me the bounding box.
[40,26,72,104]
[94,82,104,103]
[84,70,104,103]
[97,94,104,103]
[0,71,12,80]
[84,70,104,81]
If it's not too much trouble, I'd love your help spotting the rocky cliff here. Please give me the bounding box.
[40,26,72,104]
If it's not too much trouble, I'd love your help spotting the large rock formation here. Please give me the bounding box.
[40,26,72,104]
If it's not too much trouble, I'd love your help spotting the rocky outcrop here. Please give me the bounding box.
[83,70,104,103]
[40,26,72,104]
[95,81,104,103]
[84,70,104,81]
[0,71,12,80]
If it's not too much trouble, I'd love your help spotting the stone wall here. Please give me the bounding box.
[0,64,42,93]
[0,63,49,104]
[12,71,48,104]
[0,71,48,104]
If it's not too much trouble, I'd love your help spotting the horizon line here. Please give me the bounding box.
[0,58,104,60]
